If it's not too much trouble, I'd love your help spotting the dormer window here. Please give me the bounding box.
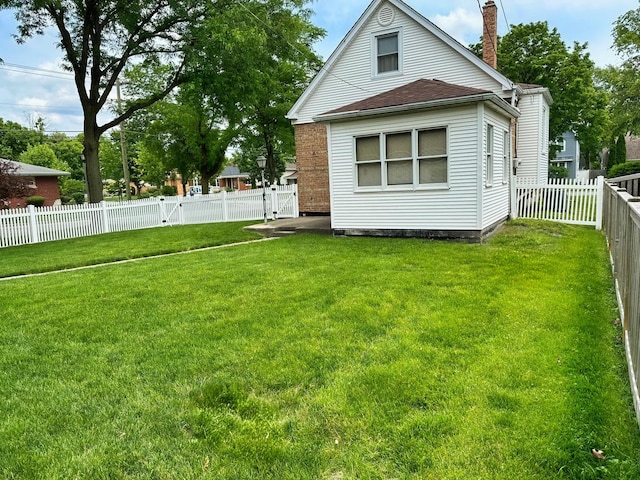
[377,33,398,73]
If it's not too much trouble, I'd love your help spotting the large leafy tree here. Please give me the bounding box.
[131,0,324,189]
[214,0,324,183]
[598,5,640,138]
[471,22,608,162]
[0,0,209,202]
[0,118,45,160]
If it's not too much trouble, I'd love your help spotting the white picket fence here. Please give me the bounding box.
[514,176,604,229]
[0,185,298,248]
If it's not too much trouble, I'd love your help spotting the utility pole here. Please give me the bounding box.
[116,78,131,201]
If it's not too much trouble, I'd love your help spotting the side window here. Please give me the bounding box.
[486,124,494,187]
[356,135,382,187]
[374,31,401,76]
[418,128,447,184]
[503,131,510,184]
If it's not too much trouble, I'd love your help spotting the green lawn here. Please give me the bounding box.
[1,220,639,479]
[0,221,261,278]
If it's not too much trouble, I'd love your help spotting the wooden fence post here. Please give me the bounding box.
[27,204,39,244]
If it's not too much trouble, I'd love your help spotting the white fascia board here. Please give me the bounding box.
[520,86,554,106]
[313,94,520,123]
[287,0,518,121]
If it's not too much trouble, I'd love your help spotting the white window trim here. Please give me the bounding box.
[371,28,403,79]
[502,130,509,185]
[354,127,449,192]
[486,124,494,187]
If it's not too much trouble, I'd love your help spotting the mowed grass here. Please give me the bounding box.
[1,220,639,479]
[0,221,261,278]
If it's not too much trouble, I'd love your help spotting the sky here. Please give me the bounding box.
[0,0,637,135]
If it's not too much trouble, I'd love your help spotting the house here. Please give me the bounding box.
[280,162,298,185]
[551,131,580,179]
[287,0,551,240]
[1,158,70,208]
[215,165,250,191]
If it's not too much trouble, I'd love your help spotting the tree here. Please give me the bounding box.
[0,159,29,205]
[598,5,640,136]
[0,0,209,203]
[213,0,324,183]
[471,22,608,161]
[0,117,44,160]
[19,144,70,173]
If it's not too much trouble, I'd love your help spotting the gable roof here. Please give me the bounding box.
[0,158,70,177]
[217,165,249,179]
[288,0,519,121]
[314,79,519,122]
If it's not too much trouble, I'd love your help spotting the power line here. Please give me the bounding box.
[498,0,511,33]
[234,0,376,96]
[0,65,74,81]
[1,62,74,77]
[0,102,80,110]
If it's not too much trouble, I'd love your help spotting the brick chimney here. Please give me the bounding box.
[482,0,498,69]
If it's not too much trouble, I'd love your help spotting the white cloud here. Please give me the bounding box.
[432,8,482,45]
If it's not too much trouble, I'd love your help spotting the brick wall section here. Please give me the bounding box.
[5,177,62,208]
[294,123,331,214]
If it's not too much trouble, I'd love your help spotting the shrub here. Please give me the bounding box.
[26,196,45,207]
[161,185,178,196]
[72,192,86,204]
[548,165,568,179]
[608,161,640,178]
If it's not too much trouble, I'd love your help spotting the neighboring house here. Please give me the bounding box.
[625,135,640,162]
[1,158,70,208]
[215,165,250,191]
[551,131,580,179]
[287,0,552,240]
[280,162,298,185]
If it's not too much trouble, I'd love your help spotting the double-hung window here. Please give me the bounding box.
[502,131,510,184]
[376,32,399,75]
[355,128,448,189]
[486,124,494,187]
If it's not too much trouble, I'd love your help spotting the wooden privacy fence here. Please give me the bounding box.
[603,182,640,428]
[514,176,604,229]
[0,185,298,248]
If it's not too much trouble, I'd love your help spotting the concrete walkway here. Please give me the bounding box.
[244,216,332,237]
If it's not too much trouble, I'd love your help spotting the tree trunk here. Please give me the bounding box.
[83,114,104,203]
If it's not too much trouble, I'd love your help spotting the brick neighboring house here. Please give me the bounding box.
[286,0,552,240]
[215,165,251,191]
[1,159,70,208]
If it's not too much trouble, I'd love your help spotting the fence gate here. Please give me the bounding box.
[514,176,604,229]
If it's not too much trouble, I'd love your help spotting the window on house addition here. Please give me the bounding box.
[377,33,399,74]
[355,128,448,188]
[486,124,494,186]
[503,130,509,184]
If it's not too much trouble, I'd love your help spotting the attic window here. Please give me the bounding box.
[376,33,399,74]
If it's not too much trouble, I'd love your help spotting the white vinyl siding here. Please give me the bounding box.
[516,91,549,183]
[481,108,511,228]
[293,4,509,124]
[330,106,480,231]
